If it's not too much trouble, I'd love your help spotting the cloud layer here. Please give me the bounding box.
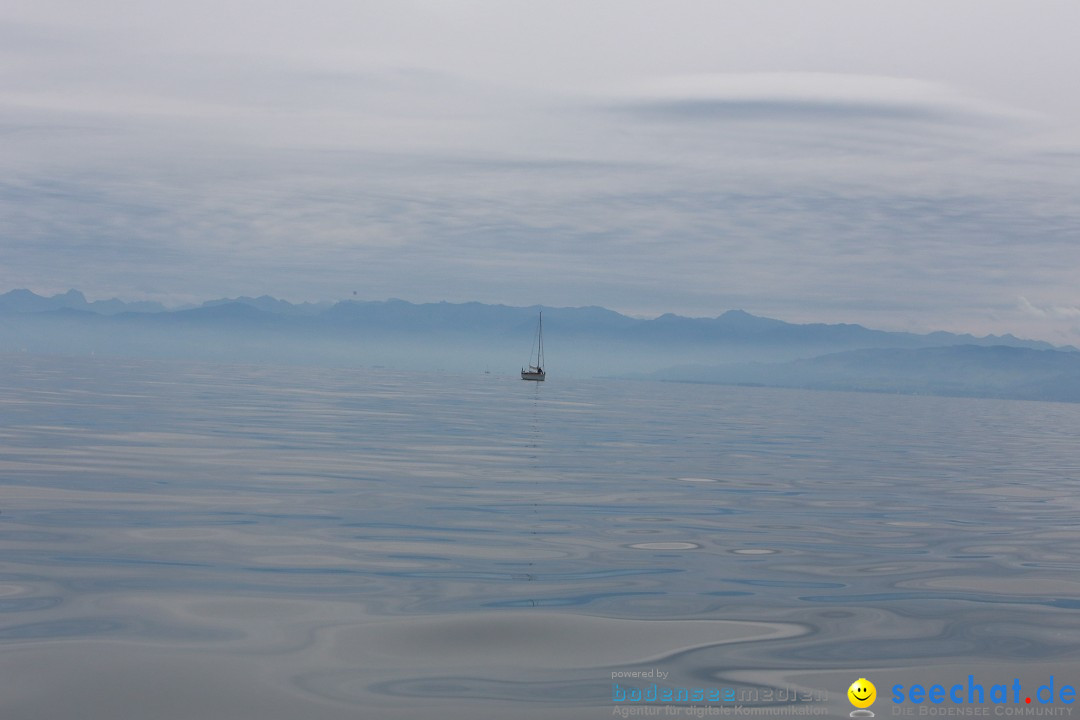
[2,1,1080,343]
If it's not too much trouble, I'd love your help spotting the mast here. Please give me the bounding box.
[537,310,544,369]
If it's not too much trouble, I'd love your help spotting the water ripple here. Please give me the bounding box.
[4,356,1080,717]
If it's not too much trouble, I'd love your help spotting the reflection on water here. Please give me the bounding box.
[2,354,1080,718]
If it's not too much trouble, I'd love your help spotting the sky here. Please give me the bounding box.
[3,0,1080,343]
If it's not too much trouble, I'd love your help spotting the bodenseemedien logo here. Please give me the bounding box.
[848,677,876,717]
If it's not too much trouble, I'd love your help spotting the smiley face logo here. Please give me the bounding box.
[848,677,876,709]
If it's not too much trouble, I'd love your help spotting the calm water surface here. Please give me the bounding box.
[2,354,1080,718]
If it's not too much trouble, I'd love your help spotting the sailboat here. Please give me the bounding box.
[521,310,546,381]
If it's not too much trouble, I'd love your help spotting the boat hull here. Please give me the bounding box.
[521,371,546,381]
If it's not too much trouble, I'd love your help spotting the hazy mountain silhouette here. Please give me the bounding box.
[3,289,1079,402]
[0,288,167,315]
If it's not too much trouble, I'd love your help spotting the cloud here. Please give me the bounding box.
[1018,297,1080,320]
[606,73,1031,125]
[3,5,1080,345]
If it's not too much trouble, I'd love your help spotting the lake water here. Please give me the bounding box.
[2,354,1080,719]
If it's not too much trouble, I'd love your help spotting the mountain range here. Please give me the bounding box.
[2,288,1079,403]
